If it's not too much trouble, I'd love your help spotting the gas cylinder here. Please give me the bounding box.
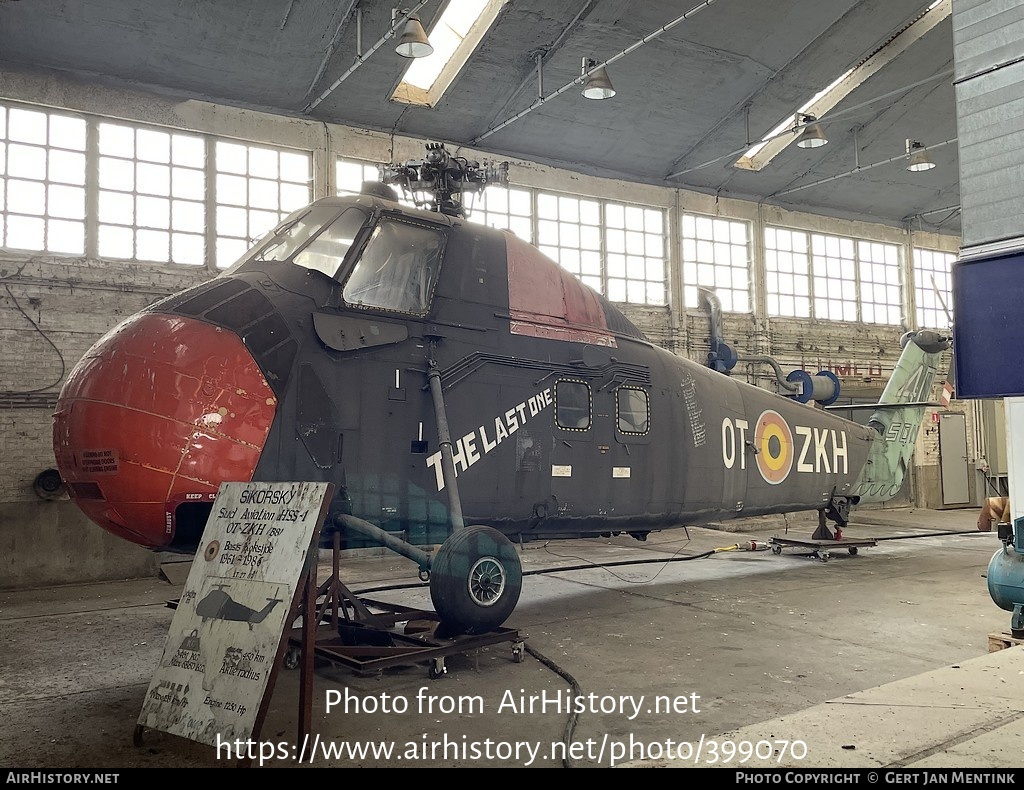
[988,518,1024,636]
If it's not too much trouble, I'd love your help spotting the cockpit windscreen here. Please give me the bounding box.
[342,219,444,315]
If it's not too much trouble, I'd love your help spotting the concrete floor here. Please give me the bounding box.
[0,507,1010,768]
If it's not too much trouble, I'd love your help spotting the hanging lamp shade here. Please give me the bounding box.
[796,115,827,148]
[906,139,936,172]
[581,58,615,100]
[395,14,433,58]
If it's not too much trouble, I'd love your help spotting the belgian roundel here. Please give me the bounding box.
[754,410,794,485]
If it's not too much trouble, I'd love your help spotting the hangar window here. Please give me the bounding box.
[811,233,858,322]
[681,214,750,312]
[811,233,901,325]
[97,121,205,265]
[765,226,902,324]
[0,105,86,255]
[343,218,444,315]
[537,192,603,293]
[617,387,650,434]
[536,191,668,306]
[764,227,811,318]
[467,186,533,242]
[606,202,666,305]
[555,379,591,431]
[337,159,381,196]
[913,248,955,329]
[857,241,901,325]
[214,141,313,268]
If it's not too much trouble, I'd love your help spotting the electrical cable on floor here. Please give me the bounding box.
[349,547,727,596]
[522,642,583,769]
[538,540,730,584]
[873,529,987,541]
[348,529,989,597]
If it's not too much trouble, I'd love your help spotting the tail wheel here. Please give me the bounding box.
[429,525,522,635]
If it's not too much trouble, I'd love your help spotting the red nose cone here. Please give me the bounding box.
[53,313,277,549]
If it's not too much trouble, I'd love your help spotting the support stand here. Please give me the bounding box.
[285,532,524,679]
[769,509,877,562]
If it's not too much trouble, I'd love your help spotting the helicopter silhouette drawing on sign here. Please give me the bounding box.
[52,142,949,634]
[195,585,284,631]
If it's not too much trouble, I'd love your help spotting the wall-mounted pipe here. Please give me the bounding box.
[740,355,800,394]
[698,287,736,373]
[698,287,722,350]
[696,289,838,403]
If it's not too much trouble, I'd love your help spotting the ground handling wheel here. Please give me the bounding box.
[429,525,522,635]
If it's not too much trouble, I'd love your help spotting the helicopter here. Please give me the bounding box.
[52,142,949,635]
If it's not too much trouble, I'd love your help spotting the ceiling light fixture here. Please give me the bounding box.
[394,9,434,58]
[581,57,615,100]
[392,0,505,107]
[906,139,936,171]
[795,114,828,149]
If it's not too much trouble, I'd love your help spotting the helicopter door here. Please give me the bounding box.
[609,385,652,517]
[549,378,610,529]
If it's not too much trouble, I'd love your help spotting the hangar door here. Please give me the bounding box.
[939,413,970,505]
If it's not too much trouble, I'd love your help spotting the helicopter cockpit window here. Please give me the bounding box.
[555,380,591,431]
[291,209,366,277]
[250,206,368,279]
[342,218,444,315]
[617,387,650,434]
[253,207,338,262]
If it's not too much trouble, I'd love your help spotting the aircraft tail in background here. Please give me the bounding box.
[835,330,951,503]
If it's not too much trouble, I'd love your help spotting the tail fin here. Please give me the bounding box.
[854,330,951,503]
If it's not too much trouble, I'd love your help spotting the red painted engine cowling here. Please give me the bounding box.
[52,312,276,549]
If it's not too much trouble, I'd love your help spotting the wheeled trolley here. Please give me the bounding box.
[769,508,877,562]
[768,534,877,562]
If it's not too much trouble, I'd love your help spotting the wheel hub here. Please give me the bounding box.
[468,557,505,607]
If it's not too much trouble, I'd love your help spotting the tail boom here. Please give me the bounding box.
[852,330,951,503]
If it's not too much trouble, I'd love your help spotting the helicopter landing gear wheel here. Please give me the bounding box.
[429,525,522,635]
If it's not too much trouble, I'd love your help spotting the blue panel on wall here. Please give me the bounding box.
[953,251,1024,398]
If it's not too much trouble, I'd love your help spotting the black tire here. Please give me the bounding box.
[430,525,522,635]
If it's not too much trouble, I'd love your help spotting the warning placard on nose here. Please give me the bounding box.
[77,448,119,474]
[138,481,332,747]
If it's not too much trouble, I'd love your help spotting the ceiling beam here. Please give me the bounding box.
[303,0,362,103]
[472,0,721,145]
[770,138,956,197]
[480,0,597,131]
[734,0,951,172]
